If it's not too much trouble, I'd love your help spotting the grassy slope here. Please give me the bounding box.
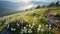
[0,7,60,34]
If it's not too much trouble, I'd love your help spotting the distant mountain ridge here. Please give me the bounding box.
[0,1,23,16]
[31,1,50,6]
[0,1,50,16]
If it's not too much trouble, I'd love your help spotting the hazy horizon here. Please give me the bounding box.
[0,0,60,16]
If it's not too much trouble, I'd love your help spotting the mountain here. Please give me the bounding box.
[31,1,50,6]
[0,1,50,16]
[0,1,24,16]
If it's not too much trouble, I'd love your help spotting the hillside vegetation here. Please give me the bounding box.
[0,7,60,34]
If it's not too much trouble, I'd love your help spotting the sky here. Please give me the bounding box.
[0,0,59,3]
[0,0,59,6]
[0,0,60,11]
[0,0,59,9]
[0,0,60,15]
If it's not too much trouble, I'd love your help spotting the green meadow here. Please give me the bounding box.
[0,7,60,34]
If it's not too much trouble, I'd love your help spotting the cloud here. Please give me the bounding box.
[0,0,59,3]
[0,0,32,2]
[33,0,58,3]
[24,4,34,9]
[17,4,36,10]
[15,0,31,2]
[0,0,32,4]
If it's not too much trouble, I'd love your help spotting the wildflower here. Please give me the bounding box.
[49,27,51,29]
[40,28,45,32]
[39,25,41,27]
[29,24,31,27]
[11,28,14,31]
[49,24,51,27]
[32,23,35,26]
[31,26,33,29]
[16,23,19,26]
[28,29,32,33]
[46,24,48,27]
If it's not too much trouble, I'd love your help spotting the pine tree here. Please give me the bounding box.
[48,3,54,6]
[55,1,59,6]
[36,5,40,9]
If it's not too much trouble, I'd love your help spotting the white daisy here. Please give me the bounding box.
[46,24,48,27]
[40,28,45,32]
[11,28,14,31]
[32,23,35,26]
[49,24,51,27]
[49,27,51,29]
[29,24,31,27]
[13,28,16,31]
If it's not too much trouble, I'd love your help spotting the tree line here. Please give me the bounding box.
[36,1,60,9]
